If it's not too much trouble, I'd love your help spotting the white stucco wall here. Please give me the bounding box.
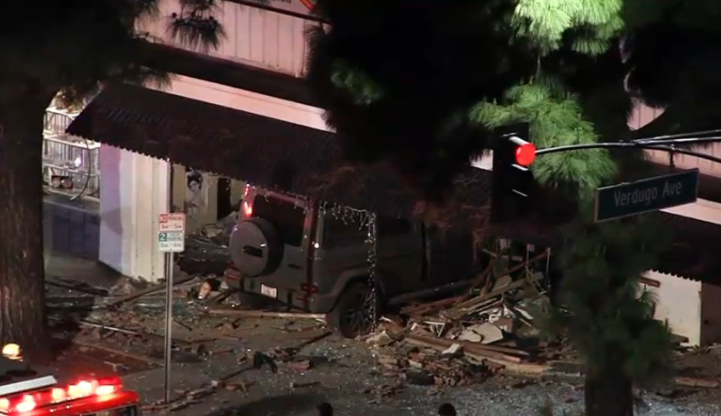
[98,76,325,282]
[98,145,169,282]
[642,271,702,345]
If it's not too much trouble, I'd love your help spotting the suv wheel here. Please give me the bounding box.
[231,292,271,310]
[326,283,380,338]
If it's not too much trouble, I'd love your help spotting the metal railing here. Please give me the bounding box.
[42,108,101,199]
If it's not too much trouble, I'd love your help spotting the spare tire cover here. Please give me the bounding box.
[229,218,283,277]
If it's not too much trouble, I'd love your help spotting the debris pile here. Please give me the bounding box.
[361,249,579,386]
[176,212,238,276]
[44,239,721,412]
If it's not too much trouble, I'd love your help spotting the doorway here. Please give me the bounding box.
[216,177,233,221]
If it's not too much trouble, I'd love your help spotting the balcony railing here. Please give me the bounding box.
[43,107,101,200]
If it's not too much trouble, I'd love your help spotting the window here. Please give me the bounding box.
[252,196,306,247]
[323,214,367,249]
[377,216,413,237]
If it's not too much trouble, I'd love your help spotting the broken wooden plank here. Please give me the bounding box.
[404,333,548,376]
[404,333,523,363]
[468,343,531,357]
[206,309,324,319]
[675,376,719,389]
[104,275,197,308]
[70,339,164,366]
[402,296,463,317]
[449,273,542,314]
[45,278,110,297]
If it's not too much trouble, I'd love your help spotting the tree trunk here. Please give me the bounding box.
[585,366,634,416]
[0,98,54,363]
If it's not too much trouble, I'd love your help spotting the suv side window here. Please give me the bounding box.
[323,214,366,249]
[377,216,413,237]
[252,195,306,247]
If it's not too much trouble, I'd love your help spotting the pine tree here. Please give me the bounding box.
[307,1,683,415]
[0,0,224,363]
[472,81,674,416]
[622,0,721,137]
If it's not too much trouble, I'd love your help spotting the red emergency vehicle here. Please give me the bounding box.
[0,344,140,416]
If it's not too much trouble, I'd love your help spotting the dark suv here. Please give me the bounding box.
[226,185,483,337]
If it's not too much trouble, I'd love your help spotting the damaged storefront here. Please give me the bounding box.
[65,79,504,337]
[66,43,721,346]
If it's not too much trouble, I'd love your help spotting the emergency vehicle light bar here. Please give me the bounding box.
[0,376,122,415]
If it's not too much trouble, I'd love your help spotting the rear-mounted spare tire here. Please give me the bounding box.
[229,218,283,277]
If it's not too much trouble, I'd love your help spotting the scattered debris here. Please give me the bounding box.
[45,239,721,413]
[177,212,238,276]
[206,308,325,320]
[68,339,164,366]
[674,377,719,389]
[104,275,198,308]
[45,277,110,297]
[108,276,135,296]
[198,278,222,300]
[290,381,320,389]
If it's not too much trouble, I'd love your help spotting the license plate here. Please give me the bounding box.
[260,284,277,298]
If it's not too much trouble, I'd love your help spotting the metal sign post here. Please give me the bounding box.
[158,212,185,405]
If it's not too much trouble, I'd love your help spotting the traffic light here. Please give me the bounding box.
[490,123,536,224]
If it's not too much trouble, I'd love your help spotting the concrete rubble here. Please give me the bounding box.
[176,212,238,276]
[44,264,721,414]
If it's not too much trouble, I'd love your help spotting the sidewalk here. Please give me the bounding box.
[44,192,100,261]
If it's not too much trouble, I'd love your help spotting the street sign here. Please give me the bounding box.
[594,169,699,223]
[158,213,185,252]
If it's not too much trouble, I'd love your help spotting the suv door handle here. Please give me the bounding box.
[288,264,301,270]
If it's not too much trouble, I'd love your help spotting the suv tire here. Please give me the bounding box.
[231,292,271,310]
[326,282,380,339]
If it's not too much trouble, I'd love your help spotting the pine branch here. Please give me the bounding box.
[167,0,225,53]
[330,60,385,105]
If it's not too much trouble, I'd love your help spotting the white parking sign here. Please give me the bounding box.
[158,213,185,252]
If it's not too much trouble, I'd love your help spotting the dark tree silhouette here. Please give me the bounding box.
[302,1,721,414]
[0,0,225,363]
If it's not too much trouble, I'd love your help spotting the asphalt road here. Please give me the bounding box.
[123,339,721,416]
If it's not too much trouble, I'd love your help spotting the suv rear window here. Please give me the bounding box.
[324,215,367,248]
[377,216,413,236]
[323,213,413,248]
[252,195,306,247]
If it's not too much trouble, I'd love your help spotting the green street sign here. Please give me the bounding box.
[594,169,699,223]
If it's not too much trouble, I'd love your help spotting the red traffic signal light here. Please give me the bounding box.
[490,123,534,224]
[515,142,536,167]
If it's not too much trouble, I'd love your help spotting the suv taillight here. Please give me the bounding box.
[0,376,122,415]
[242,201,253,217]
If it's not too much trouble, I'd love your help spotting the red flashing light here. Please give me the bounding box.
[2,376,122,414]
[515,142,536,167]
[14,396,35,413]
[242,201,253,217]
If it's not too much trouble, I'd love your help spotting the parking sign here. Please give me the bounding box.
[158,213,185,252]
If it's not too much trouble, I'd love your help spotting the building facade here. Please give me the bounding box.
[66,0,721,345]
[87,0,330,281]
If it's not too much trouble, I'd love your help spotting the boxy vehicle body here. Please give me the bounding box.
[0,349,140,416]
[226,185,484,337]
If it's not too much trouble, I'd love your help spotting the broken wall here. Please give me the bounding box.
[700,282,721,345]
[642,270,702,346]
[170,165,245,234]
[97,145,169,282]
